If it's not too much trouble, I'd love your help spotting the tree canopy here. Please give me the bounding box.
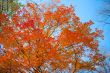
[0,1,105,73]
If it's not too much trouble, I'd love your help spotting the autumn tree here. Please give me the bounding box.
[0,1,105,73]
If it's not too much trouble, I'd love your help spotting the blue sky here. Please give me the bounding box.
[20,0,110,54]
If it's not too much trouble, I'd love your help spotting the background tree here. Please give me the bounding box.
[97,0,110,72]
[0,0,23,16]
[99,0,110,24]
[0,0,23,33]
[0,1,105,73]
